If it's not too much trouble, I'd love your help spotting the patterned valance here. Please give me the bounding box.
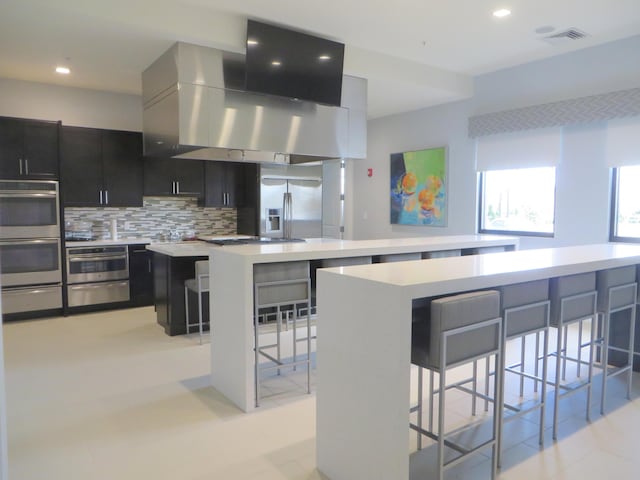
[469,87,640,138]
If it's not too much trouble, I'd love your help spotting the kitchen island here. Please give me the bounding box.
[315,243,640,480]
[146,237,253,335]
[208,235,519,412]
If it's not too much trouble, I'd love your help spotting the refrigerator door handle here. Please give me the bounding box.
[282,192,293,239]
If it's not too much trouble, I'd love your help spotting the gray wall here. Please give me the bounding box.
[0,288,7,480]
[0,77,142,131]
[353,35,640,249]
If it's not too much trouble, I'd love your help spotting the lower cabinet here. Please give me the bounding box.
[128,244,154,307]
[152,252,208,335]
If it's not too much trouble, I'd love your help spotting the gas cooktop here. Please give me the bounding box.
[205,237,306,246]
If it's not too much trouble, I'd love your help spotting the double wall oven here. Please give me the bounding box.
[0,180,62,314]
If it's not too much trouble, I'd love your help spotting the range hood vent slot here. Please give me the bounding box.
[542,28,588,45]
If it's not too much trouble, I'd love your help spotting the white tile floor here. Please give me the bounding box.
[3,307,640,479]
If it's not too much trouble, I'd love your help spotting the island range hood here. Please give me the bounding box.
[142,42,366,164]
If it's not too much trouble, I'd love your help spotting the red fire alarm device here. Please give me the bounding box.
[367,168,373,177]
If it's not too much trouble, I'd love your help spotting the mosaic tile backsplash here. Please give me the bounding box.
[64,196,236,240]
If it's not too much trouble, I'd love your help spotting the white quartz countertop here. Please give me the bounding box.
[145,236,254,256]
[65,238,154,247]
[319,243,640,299]
[210,234,519,263]
[146,241,213,257]
[95,234,518,259]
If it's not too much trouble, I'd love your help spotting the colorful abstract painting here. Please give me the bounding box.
[390,146,447,226]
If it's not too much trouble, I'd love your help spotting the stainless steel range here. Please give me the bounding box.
[0,180,62,315]
[65,245,130,307]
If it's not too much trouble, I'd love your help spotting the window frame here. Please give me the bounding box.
[477,169,556,238]
[609,167,640,243]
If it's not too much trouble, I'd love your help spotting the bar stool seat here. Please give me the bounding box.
[184,260,209,344]
[422,249,461,259]
[596,265,637,414]
[410,290,502,480]
[378,252,422,263]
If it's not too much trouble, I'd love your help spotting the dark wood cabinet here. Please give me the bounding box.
[60,127,102,205]
[102,130,144,207]
[143,157,204,197]
[0,116,59,179]
[128,244,154,307]
[60,126,143,207]
[203,161,257,208]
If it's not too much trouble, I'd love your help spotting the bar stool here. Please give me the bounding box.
[410,290,502,480]
[596,265,637,414]
[184,260,209,344]
[496,279,550,466]
[254,261,311,407]
[548,272,598,440]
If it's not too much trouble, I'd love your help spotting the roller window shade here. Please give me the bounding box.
[475,127,562,171]
[606,116,640,167]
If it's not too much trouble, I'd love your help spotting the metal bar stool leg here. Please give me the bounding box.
[600,312,609,415]
[417,366,423,450]
[197,284,203,345]
[562,325,569,380]
[552,313,564,441]
[534,331,540,392]
[184,285,190,334]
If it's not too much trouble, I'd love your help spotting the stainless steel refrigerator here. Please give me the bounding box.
[260,164,323,239]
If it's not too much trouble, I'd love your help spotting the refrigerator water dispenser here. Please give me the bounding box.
[265,208,282,233]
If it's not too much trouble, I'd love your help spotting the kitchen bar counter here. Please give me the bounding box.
[315,243,640,480]
[209,234,518,412]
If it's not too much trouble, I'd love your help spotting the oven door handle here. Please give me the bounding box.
[68,255,127,262]
[0,239,60,246]
[69,281,129,290]
[0,191,58,198]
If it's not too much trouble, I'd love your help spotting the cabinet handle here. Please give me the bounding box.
[105,190,109,205]
[148,259,152,273]
[99,190,103,204]
[19,159,23,175]
[171,181,175,195]
[176,181,180,194]
[25,159,29,175]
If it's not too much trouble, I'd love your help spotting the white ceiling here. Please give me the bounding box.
[1,0,639,118]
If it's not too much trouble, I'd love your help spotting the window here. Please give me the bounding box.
[479,167,556,236]
[610,166,640,241]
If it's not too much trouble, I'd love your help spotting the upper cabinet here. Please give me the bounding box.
[143,157,204,198]
[203,161,257,208]
[60,126,143,207]
[0,116,60,179]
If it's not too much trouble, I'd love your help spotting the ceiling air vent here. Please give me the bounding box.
[542,28,588,46]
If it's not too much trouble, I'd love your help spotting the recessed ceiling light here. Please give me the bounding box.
[55,66,70,75]
[493,9,511,18]
[318,54,331,61]
[271,60,281,67]
[247,39,259,46]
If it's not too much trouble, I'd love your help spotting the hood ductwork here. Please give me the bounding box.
[142,42,366,164]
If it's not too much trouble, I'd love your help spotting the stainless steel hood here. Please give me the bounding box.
[142,42,366,164]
